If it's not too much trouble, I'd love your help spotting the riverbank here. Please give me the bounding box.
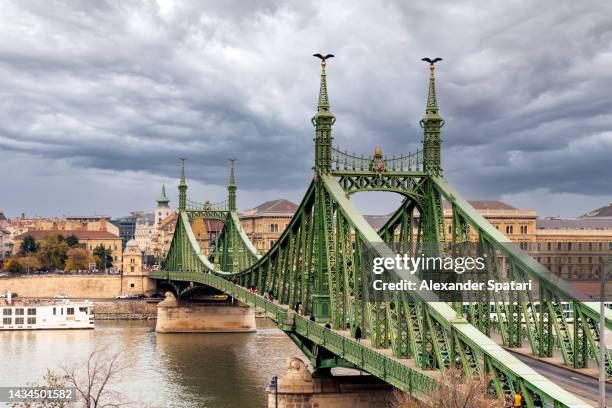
[94,300,157,320]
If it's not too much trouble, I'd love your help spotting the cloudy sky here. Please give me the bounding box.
[1,0,611,219]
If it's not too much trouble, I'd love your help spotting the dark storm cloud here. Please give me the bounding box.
[0,0,611,217]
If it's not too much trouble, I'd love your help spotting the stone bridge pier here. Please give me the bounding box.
[155,292,256,333]
[267,357,394,408]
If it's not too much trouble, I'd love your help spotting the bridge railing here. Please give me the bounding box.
[332,147,423,172]
[186,198,230,212]
[293,314,436,396]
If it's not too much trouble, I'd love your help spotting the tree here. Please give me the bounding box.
[64,248,91,271]
[3,257,23,274]
[17,256,42,272]
[62,348,128,408]
[20,235,38,255]
[36,235,69,270]
[21,349,128,408]
[64,234,80,247]
[93,245,113,270]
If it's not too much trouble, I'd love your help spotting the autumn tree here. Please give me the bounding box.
[20,235,38,255]
[36,235,69,270]
[3,257,23,273]
[64,234,80,247]
[17,255,42,272]
[93,245,113,270]
[64,248,92,271]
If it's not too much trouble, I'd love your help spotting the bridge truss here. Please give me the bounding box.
[150,59,611,408]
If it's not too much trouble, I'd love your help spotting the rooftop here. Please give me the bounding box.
[537,218,612,230]
[14,229,121,240]
[65,215,110,220]
[364,214,392,230]
[241,199,299,217]
[442,200,519,211]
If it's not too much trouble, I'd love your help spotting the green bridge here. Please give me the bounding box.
[150,58,611,408]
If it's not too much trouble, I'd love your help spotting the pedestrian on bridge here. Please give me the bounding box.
[355,326,362,343]
[513,392,522,407]
[309,314,316,322]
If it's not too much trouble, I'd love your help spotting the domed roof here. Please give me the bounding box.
[126,239,138,248]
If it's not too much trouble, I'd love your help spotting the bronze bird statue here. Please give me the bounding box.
[313,53,335,61]
[421,57,442,65]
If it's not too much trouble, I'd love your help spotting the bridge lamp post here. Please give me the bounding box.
[270,375,278,408]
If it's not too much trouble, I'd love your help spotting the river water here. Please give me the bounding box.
[0,319,303,407]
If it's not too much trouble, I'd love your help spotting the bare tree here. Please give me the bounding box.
[391,368,505,408]
[61,348,129,408]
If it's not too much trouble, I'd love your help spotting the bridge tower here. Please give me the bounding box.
[311,56,336,321]
[178,158,187,211]
[420,61,444,176]
[228,159,237,211]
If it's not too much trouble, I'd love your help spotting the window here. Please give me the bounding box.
[505,225,513,234]
[578,257,582,264]
[598,242,603,251]
[27,317,36,324]
[15,317,24,325]
[588,243,593,251]
[15,308,24,315]
[269,240,276,249]
[270,224,279,233]
[3,309,12,316]
[2,317,11,325]
[520,225,528,234]
[53,307,56,315]
[448,225,452,234]
[567,242,572,251]
[130,283,135,288]
[67,308,74,315]
[130,266,135,273]
[27,308,36,315]
[547,242,552,251]
[557,242,562,251]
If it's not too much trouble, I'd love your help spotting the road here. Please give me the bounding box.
[509,350,611,407]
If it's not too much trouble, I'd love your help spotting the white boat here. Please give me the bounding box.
[1,293,94,330]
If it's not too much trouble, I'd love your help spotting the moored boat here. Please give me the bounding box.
[1,292,94,330]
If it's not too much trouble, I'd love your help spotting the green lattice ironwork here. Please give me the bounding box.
[149,57,610,408]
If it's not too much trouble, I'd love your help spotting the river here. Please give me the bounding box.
[0,319,303,407]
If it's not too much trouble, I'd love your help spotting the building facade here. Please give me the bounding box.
[110,211,145,249]
[134,213,156,256]
[120,239,154,295]
[239,199,298,252]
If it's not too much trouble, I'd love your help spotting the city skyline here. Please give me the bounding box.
[1,1,611,218]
